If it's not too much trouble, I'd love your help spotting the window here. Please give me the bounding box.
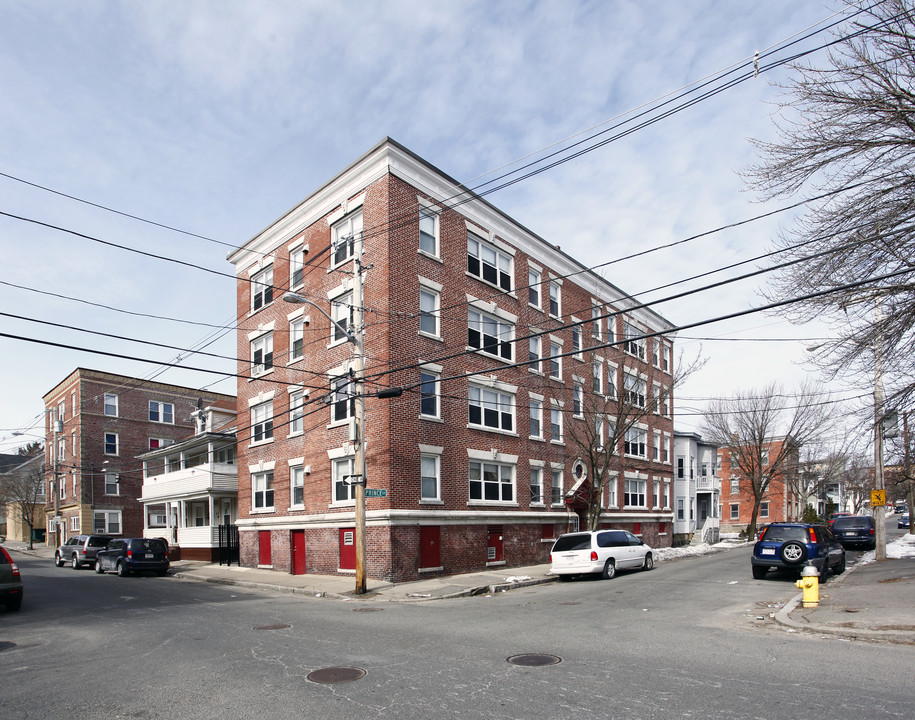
[730,503,740,520]
[469,385,514,432]
[550,405,563,443]
[421,454,440,501]
[623,321,645,360]
[332,211,362,267]
[57,437,66,462]
[332,377,355,423]
[469,460,514,503]
[289,318,305,362]
[289,391,305,435]
[57,400,65,422]
[530,467,543,504]
[658,385,670,416]
[663,481,670,508]
[251,266,273,311]
[545,470,559,505]
[607,316,616,344]
[572,324,582,358]
[550,341,562,380]
[104,393,118,417]
[592,361,603,394]
[549,281,561,318]
[730,479,740,495]
[467,233,512,291]
[528,336,542,373]
[251,334,274,376]
[331,291,353,344]
[653,480,660,508]
[592,306,602,339]
[677,457,685,479]
[625,478,646,507]
[624,427,646,457]
[419,370,439,418]
[253,471,274,510]
[291,465,305,507]
[419,208,438,256]
[104,472,119,495]
[652,340,660,367]
[419,288,439,337]
[607,365,617,398]
[290,246,305,288]
[678,499,686,520]
[333,457,356,503]
[149,401,175,424]
[148,438,174,451]
[529,398,542,438]
[94,510,121,535]
[661,344,671,372]
[251,401,274,443]
[573,383,583,417]
[528,268,541,307]
[468,309,513,361]
[662,434,670,463]
[760,501,770,519]
[104,432,118,456]
[623,373,645,407]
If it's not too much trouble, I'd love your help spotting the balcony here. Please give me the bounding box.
[141,464,237,503]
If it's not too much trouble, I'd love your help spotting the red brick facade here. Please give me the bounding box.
[42,368,234,543]
[229,139,677,582]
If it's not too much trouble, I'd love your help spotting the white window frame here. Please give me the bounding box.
[528,335,542,374]
[468,308,514,361]
[419,285,441,339]
[289,317,305,363]
[148,437,174,451]
[104,471,119,496]
[331,376,355,424]
[149,401,175,424]
[551,468,563,506]
[289,390,305,436]
[571,320,583,359]
[331,210,362,268]
[529,396,543,439]
[549,340,562,380]
[528,267,541,309]
[420,451,441,502]
[251,333,274,377]
[530,466,544,505]
[592,359,603,395]
[420,368,441,420]
[730,503,740,520]
[467,232,512,292]
[290,464,305,508]
[251,266,273,312]
[549,280,561,319]
[572,382,584,418]
[550,402,564,444]
[592,305,602,339]
[468,384,516,434]
[468,459,515,504]
[104,393,118,417]
[290,245,306,289]
[760,501,770,519]
[252,470,275,511]
[250,401,274,444]
[624,476,647,508]
[419,206,439,258]
[330,290,353,346]
[624,372,646,408]
[332,456,356,506]
[94,510,121,535]
[104,432,119,456]
[623,320,646,360]
[624,426,646,458]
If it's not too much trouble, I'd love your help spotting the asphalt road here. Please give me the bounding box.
[1,536,911,720]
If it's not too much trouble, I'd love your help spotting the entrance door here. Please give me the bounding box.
[258,530,272,567]
[487,526,503,563]
[420,526,440,568]
[291,530,306,575]
[339,528,356,570]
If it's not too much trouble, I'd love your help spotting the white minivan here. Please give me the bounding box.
[550,529,654,580]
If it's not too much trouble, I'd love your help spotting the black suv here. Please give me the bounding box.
[751,523,846,580]
[831,515,876,550]
[54,535,114,569]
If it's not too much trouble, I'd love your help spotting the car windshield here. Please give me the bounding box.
[761,526,808,543]
[552,534,592,552]
[88,537,110,547]
[833,517,871,529]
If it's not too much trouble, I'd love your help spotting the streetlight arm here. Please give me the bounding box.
[283,292,355,344]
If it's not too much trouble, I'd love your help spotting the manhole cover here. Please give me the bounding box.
[307,667,366,684]
[507,653,562,667]
[352,607,383,612]
[253,624,291,631]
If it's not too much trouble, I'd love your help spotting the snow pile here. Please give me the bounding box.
[654,539,747,562]
[854,533,915,565]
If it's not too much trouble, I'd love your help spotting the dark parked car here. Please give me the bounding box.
[54,534,114,569]
[831,515,876,550]
[0,546,23,611]
[751,522,845,580]
[827,512,852,530]
[899,514,911,529]
[94,538,170,577]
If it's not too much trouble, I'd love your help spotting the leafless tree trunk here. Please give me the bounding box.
[0,461,45,549]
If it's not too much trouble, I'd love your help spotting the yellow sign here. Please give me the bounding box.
[871,489,886,506]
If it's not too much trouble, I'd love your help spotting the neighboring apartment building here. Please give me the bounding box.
[672,432,719,545]
[1,454,45,543]
[138,403,238,561]
[227,138,677,581]
[719,436,801,533]
[42,368,235,545]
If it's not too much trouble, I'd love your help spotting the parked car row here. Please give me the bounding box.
[55,535,170,577]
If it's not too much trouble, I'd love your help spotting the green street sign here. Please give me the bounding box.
[364,488,387,498]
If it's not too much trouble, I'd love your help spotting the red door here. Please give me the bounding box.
[487,527,503,563]
[258,530,272,567]
[420,526,440,568]
[339,527,356,570]
[291,530,306,575]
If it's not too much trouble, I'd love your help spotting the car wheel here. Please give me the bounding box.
[780,541,807,565]
[557,574,574,582]
[94,559,105,574]
[752,565,768,580]
[156,570,167,577]
[642,553,654,571]
[5,595,22,612]
[116,561,128,577]
[602,559,616,580]
[54,552,64,568]
[834,555,846,575]
[71,554,81,570]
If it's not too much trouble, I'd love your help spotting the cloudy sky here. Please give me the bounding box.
[0,0,856,451]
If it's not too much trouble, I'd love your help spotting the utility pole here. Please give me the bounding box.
[352,229,368,595]
[874,299,887,561]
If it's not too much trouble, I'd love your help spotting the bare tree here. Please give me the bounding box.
[701,382,832,537]
[745,0,915,410]
[843,454,873,515]
[0,456,45,549]
[886,411,915,533]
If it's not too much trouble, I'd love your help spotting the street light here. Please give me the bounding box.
[283,289,368,594]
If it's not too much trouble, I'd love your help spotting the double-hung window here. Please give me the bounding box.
[551,470,563,505]
[468,385,514,432]
[251,334,273,376]
[661,343,671,372]
[420,370,440,419]
[251,401,274,443]
[419,287,440,337]
[290,246,305,288]
[624,477,646,507]
[333,457,356,503]
[468,308,513,361]
[528,268,541,308]
[104,393,118,417]
[549,281,561,318]
[653,431,662,461]
[469,460,514,503]
[251,267,273,311]
[332,211,362,267]
[592,306,602,339]
[104,432,118,456]
[530,467,543,504]
[624,373,646,407]
[528,336,542,373]
[332,377,355,423]
[331,291,353,344]
[467,233,512,291]
[253,471,274,510]
[289,318,305,362]
[290,465,305,507]
[623,321,645,360]
[550,341,562,380]
[592,360,603,394]
[149,401,175,424]
[529,397,542,438]
[104,472,119,495]
[624,427,646,457]
[572,323,582,358]
[421,453,440,501]
[94,510,121,534]
[289,391,304,435]
[550,404,563,443]
[419,207,439,256]
[573,383,583,417]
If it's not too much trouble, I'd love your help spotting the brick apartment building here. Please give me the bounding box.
[42,368,235,545]
[227,138,677,581]
[719,436,802,533]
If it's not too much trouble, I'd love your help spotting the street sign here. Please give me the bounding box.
[364,488,387,498]
[871,489,886,506]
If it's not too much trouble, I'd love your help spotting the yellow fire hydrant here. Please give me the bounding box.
[795,564,819,608]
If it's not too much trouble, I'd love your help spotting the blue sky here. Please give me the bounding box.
[0,0,849,449]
